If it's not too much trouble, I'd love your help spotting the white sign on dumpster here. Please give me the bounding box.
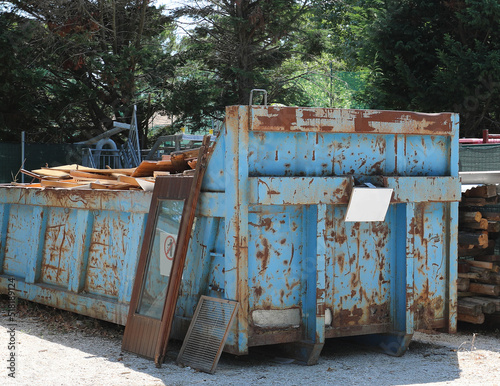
[345,186,393,222]
[159,230,177,276]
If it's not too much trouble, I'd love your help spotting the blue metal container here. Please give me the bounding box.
[172,106,460,364]
[0,188,151,325]
[0,105,460,365]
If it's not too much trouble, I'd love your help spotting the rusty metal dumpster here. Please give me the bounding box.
[0,105,460,365]
[0,188,151,325]
[169,105,460,364]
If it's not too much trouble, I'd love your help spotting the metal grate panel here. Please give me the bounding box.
[177,296,239,374]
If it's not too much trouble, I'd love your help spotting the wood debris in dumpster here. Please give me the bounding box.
[13,148,199,191]
[458,183,500,325]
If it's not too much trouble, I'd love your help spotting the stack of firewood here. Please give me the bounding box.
[458,184,500,324]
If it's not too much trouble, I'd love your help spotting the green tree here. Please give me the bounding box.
[359,0,500,137]
[167,0,319,131]
[0,1,174,144]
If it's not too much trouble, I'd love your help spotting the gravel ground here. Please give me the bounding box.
[0,297,499,386]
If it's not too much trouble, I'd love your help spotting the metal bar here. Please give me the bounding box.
[0,277,130,325]
[0,203,11,272]
[460,171,500,184]
[68,210,92,293]
[250,106,455,135]
[383,177,461,202]
[0,187,152,212]
[250,177,353,205]
[223,106,250,355]
[405,203,415,336]
[24,206,46,284]
[21,131,25,183]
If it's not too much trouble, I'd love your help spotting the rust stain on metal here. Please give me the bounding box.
[258,178,280,196]
[256,237,270,274]
[256,106,298,130]
[370,160,384,174]
[368,303,389,324]
[338,305,363,325]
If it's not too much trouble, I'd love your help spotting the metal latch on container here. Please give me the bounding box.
[345,182,393,222]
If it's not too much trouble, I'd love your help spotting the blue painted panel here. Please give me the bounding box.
[40,207,76,286]
[248,132,388,177]
[202,132,225,191]
[248,205,304,309]
[3,204,41,277]
[412,202,449,326]
[327,205,392,328]
[405,135,450,176]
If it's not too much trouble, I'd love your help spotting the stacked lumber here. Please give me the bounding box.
[13,148,200,191]
[458,184,500,324]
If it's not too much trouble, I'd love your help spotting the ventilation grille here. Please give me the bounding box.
[177,296,239,374]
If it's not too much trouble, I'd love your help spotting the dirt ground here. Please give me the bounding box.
[0,297,499,386]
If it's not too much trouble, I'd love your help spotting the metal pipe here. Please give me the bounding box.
[21,131,25,183]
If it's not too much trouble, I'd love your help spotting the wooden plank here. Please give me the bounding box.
[131,161,177,177]
[153,171,171,177]
[459,211,482,223]
[458,231,489,248]
[48,164,99,172]
[457,312,485,324]
[474,255,500,262]
[90,182,133,190]
[457,299,483,317]
[461,196,498,206]
[472,297,500,312]
[468,283,500,297]
[467,260,500,272]
[40,180,90,188]
[463,184,498,198]
[463,296,497,313]
[480,211,500,221]
[458,240,495,257]
[460,218,488,230]
[487,221,500,233]
[457,277,470,292]
[70,170,117,180]
[32,168,71,178]
[118,175,141,187]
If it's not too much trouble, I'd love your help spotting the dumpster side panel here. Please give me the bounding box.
[0,187,151,325]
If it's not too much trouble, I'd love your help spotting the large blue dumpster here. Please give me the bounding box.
[0,105,460,365]
[171,105,460,364]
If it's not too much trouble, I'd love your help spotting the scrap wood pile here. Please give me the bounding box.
[13,148,200,191]
[458,184,500,325]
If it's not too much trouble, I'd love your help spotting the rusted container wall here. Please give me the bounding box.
[173,106,460,365]
[0,187,151,325]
